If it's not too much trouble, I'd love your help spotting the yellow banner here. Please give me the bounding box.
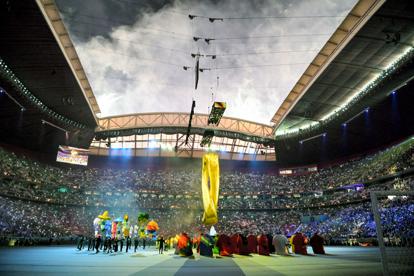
[201,153,220,225]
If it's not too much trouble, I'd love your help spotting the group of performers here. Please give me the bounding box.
[76,211,159,254]
[172,230,325,257]
[77,155,326,258]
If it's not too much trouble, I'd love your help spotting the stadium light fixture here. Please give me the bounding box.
[341,107,370,127]
[299,132,326,144]
[0,86,26,111]
[41,119,68,133]
[0,58,87,129]
[277,46,414,138]
[320,46,414,122]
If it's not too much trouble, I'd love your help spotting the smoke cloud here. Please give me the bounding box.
[57,0,357,124]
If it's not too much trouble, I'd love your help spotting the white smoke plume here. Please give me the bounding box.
[57,0,357,124]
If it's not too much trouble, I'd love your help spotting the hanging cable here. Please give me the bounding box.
[185,13,346,20]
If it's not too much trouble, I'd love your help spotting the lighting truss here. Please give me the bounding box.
[208,102,226,125]
[200,129,214,147]
[342,107,369,126]
[299,132,326,144]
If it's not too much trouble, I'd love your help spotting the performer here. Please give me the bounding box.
[122,214,131,252]
[257,234,270,256]
[231,234,240,254]
[95,211,111,254]
[87,236,94,251]
[199,233,214,257]
[93,216,101,253]
[239,234,250,255]
[111,219,118,252]
[177,232,193,257]
[76,235,84,251]
[292,232,308,255]
[267,234,275,254]
[130,223,140,252]
[217,234,233,256]
[232,233,249,255]
[115,217,124,252]
[247,234,258,254]
[310,232,325,254]
[137,213,149,250]
[158,236,165,254]
[273,232,290,256]
[103,220,113,253]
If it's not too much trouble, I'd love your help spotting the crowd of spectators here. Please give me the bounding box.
[0,138,413,245]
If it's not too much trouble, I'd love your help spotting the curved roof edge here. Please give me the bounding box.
[271,0,385,130]
[36,0,101,122]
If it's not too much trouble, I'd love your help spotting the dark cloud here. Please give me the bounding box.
[56,0,175,42]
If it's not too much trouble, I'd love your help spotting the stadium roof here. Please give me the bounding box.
[0,0,98,149]
[0,0,99,127]
[273,0,414,136]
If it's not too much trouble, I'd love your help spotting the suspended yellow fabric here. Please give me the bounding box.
[201,152,220,225]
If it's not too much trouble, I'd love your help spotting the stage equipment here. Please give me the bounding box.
[200,130,214,147]
[201,153,220,225]
[208,102,226,125]
[299,132,326,144]
[185,100,196,145]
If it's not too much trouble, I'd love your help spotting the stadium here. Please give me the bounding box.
[0,0,413,275]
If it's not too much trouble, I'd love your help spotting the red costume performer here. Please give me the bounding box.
[230,234,240,254]
[233,234,250,255]
[216,234,233,256]
[247,234,258,253]
[292,232,308,255]
[257,234,270,256]
[310,232,325,254]
[177,233,193,257]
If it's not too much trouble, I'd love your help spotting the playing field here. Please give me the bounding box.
[0,246,385,275]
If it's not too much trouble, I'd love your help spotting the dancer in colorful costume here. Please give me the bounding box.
[137,213,149,248]
[114,217,124,252]
[122,214,131,252]
[95,211,111,254]
[177,232,193,257]
[146,220,159,240]
[199,233,214,257]
[291,232,308,255]
[103,219,113,253]
[111,219,118,252]
[130,222,140,252]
